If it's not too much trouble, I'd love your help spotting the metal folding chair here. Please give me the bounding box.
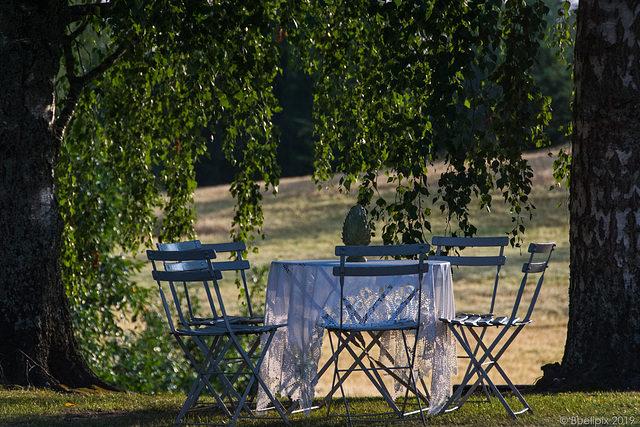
[325,244,430,426]
[437,242,555,419]
[430,236,508,397]
[147,248,290,426]
[157,240,263,326]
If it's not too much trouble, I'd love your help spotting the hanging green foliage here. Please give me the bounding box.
[283,0,552,245]
[54,0,557,391]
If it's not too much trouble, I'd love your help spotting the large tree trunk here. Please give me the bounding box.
[545,0,640,390]
[0,1,113,390]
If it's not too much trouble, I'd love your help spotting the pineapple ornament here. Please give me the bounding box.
[341,204,371,262]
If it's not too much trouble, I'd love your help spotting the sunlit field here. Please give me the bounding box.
[137,147,570,392]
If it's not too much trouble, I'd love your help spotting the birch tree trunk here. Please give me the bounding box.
[555,0,640,389]
[0,0,112,390]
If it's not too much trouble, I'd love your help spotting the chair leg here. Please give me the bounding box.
[174,331,290,427]
[453,327,493,406]
[325,328,429,409]
[218,336,261,404]
[466,327,532,415]
[321,329,381,407]
[400,329,427,426]
[174,335,234,425]
[233,330,291,425]
[371,329,428,422]
[175,377,207,425]
[441,325,515,418]
[370,330,429,402]
[186,334,248,410]
[327,330,398,425]
[326,330,353,426]
[457,327,492,403]
[342,331,401,415]
[440,323,531,419]
[204,337,251,414]
[325,328,429,426]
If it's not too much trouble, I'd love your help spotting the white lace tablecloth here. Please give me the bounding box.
[258,259,456,416]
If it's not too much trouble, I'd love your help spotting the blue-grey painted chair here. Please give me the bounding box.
[325,243,430,427]
[430,236,509,398]
[147,248,289,426]
[437,242,555,419]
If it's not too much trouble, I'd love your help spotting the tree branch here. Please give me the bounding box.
[65,19,90,43]
[53,1,126,139]
[53,43,127,140]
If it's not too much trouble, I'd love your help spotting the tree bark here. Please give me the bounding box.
[0,1,114,390]
[541,0,640,390]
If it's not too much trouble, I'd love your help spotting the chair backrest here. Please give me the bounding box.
[157,240,255,317]
[430,236,508,315]
[157,240,212,325]
[332,244,430,327]
[156,241,201,251]
[510,242,555,323]
[200,241,254,317]
[157,240,206,271]
[147,248,223,333]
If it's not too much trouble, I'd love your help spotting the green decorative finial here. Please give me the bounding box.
[342,204,371,261]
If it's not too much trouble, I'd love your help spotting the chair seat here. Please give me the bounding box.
[175,327,228,337]
[226,323,285,335]
[189,315,265,326]
[439,313,531,327]
[176,322,284,337]
[325,319,419,332]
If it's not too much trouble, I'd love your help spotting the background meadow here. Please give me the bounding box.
[175,147,570,393]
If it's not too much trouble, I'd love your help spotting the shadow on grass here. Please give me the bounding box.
[1,408,177,427]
